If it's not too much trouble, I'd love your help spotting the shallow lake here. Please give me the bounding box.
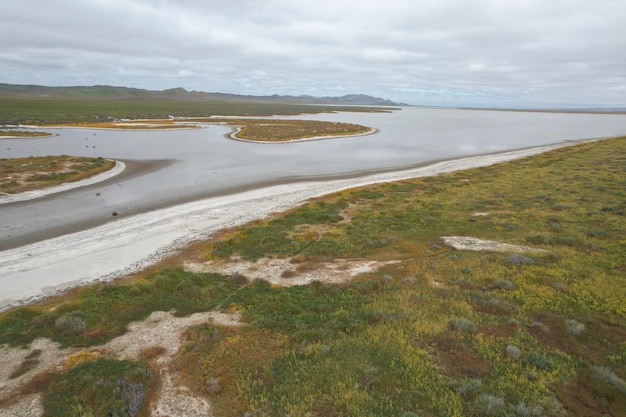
[2,107,626,249]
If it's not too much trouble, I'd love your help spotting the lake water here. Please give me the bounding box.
[2,107,626,249]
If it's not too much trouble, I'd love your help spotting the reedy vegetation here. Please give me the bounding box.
[0,137,624,416]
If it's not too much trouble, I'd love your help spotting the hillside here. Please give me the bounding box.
[0,84,402,125]
[0,84,407,106]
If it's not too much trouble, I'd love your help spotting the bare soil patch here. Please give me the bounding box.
[185,256,401,286]
[0,311,240,417]
[440,236,548,253]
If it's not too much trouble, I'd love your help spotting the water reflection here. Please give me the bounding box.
[2,107,626,249]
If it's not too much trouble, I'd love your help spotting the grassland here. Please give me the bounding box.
[0,156,115,194]
[0,137,624,416]
[2,101,374,142]
[0,97,390,126]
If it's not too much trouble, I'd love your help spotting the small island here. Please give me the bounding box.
[38,118,375,142]
[0,156,116,195]
[0,130,53,138]
[206,118,374,142]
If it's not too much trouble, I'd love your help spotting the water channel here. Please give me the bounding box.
[2,107,626,250]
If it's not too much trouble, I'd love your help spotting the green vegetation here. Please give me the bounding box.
[210,118,372,141]
[64,118,372,142]
[0,156,115,194]
[0,130,52,137]
[56,120,197,129]
[0,97,389,125]
[1,137,625,416]
[0,96,375,142]
[0,86,377,141]
[42,358,155,417]
[0,269,248,347]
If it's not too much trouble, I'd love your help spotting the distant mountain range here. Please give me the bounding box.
[0,84,408,106]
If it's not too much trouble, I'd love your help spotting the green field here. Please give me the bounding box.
[1,137,624,416]
[0,98,389,125]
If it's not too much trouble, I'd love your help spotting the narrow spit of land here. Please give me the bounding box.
[0,131,52,138]
[0,156,117,195]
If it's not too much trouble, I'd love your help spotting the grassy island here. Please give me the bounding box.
[0,130,52,138]
[49,118,373,142]
[205,118,372,142]
[0,156,115,194]
[1,137,624,416]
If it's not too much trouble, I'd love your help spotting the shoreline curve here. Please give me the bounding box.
[226,126,379,143]
[0,139,592,312]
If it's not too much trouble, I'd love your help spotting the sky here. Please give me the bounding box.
[1,0,625,108]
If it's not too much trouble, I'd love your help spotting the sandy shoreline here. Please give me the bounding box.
[0,140,584,311]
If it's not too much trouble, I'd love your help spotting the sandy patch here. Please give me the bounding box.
[472,212,490,217]
[103,310,240,360]
[0,310,240,417]
[185,257,400,286]
[104,310,239,417]
[0,338,69,417]
[441,236,548,253]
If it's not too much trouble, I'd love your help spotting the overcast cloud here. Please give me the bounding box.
[1,0,625,107]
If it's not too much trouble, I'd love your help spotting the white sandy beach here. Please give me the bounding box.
[0,142,577,310]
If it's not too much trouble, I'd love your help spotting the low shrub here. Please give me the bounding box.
[504,254,536,266]
[526,352,553,371]
[448,318,474,333]
[591,366,626,394]
[473,393,506,417]
[564,319,585,335]
[457,378,482,399]
[506,344,521,360]
[488,279,516,290]
[54,313,86,334]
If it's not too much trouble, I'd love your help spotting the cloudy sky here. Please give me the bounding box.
[2,0,625,108]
